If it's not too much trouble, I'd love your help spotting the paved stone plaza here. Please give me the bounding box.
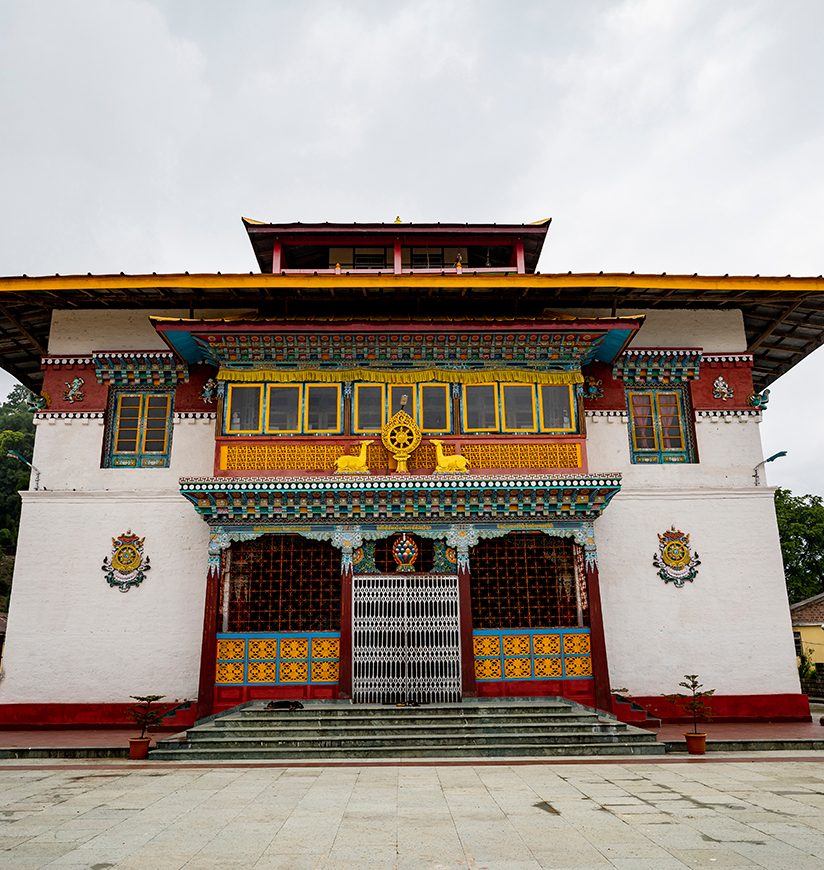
[1,758,824,869]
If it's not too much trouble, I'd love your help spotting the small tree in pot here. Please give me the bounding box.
[668,674,714,755]
[127,695,168,760]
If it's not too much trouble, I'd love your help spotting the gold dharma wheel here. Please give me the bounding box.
[381,409,422,474]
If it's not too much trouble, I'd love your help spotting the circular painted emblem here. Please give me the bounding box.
[661,540,690,569]
[112,544,141,572]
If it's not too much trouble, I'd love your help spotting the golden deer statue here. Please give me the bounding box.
[430,439,470,473]
[334,440,373,474]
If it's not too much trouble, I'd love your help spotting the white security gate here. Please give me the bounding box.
[352,573,461,704]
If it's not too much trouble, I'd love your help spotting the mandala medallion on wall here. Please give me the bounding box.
[102,531,151,592]
[653,527,700,588]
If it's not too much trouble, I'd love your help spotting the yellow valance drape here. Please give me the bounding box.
[216,367,583,385]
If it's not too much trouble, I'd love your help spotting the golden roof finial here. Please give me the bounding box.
[394,215,402,224]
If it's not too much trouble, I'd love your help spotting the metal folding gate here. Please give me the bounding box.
[352,573,461,704]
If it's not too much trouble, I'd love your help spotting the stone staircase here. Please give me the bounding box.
[150,698,664,760]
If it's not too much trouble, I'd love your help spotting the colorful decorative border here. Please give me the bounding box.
[473,628,592,681]
[215,632,340,685]
[93,351,188,387]
[614,348,702,386]
[191,330,610,370]
[181,473,622,524]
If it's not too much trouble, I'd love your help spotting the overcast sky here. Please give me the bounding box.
[1,0,822,494]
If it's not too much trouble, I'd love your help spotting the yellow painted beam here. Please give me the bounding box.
[1,272,824,294]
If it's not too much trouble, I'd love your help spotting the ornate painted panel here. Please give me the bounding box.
[473,628,592,681]
[215,632,340,685]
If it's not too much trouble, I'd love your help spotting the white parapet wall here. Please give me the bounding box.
[0,490,211,704]
[596,486,800,697]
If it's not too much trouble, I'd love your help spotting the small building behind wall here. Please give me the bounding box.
[0,217,818,726]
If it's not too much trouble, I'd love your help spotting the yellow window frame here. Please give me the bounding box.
[225,384,264,434]
[462,383,500,433]
[141,394,172,454]
[538,384,577,433]
[418,382,451,433]
[304,383,342,434]
[353,383,386,433]
[112,393,144,454]
[499,383,538,433]
[627,389,688,455]
[264,384,303,434]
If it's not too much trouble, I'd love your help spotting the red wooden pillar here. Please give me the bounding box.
[271,239,282,273]
[458,564,477,697]
[393,238,402,274]
[585,561,613,712]
[514,238,526,274]
[337,563,353,700]
[196,556,221,719]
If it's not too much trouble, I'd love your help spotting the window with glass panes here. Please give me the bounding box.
[352,383,450,434]
[627,388,693,463]
[462,383,577,434]
[223,383,342,435]
[106,390,173,467]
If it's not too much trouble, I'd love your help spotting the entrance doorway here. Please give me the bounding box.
[351,573,461,704]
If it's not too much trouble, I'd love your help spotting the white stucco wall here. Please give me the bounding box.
[0,492,210,703]
[47,308,245,353]
[31,416,216,491]
[586,415,765,488]
[597,486,800,696]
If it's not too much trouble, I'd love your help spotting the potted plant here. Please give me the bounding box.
[127,694,168,760]
[668,674,714,755]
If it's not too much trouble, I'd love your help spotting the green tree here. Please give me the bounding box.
[0,385,35,609]
[774,487,824,603]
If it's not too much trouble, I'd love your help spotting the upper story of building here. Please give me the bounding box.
[1,218,823,493]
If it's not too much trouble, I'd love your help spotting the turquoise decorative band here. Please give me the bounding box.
[93,351,188,387]
[613,348,702,386]
[181,473,622,525]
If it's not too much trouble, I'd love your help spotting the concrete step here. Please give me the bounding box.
[151,698,663,760]
[212,712,607,730]
[188,722,631,740]
[164,729,656,750]
[150,741,666,760]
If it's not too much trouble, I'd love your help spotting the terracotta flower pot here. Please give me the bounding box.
[128,737,151,760]
[684,732,707,755]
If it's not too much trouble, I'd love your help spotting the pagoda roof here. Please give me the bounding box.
[1,271,823,390]
[241,218,551,274]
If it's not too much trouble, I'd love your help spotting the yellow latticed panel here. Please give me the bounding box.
[564,656,593,677]
[502,635,530,656]
[216,639,245,660]
[247,661,278,683]
[407,444,437,471]
[311,660,340,682]
[279,661,310,683]
[563,634,591,655]
[222,442,403,472]
[534,657,563,678]
[248,639,278,660]
[474,658,503,680]
[279,638,309,659]
[532,634,561,656]
[503,657,533,679]
[311,638,340,659]
[215,661,244,684]
[461,443,582,469]
[473,635,501,657]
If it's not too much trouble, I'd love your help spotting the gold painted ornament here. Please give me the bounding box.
[102,531,151,592]
[653,527,700,587]
[382,409,421,473]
